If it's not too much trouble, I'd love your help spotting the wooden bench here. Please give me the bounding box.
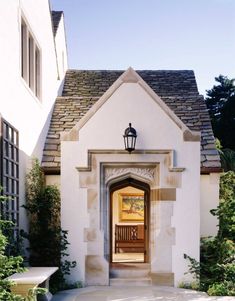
[7,267,58,301]
[115,224,145,253]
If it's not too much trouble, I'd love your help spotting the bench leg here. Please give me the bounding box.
[37,292,53,301]
[37,278,53,301]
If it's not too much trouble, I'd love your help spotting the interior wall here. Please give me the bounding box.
[112,186,144,253]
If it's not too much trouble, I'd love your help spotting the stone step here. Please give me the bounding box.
[110,265,150,278]
[110,277,152,286]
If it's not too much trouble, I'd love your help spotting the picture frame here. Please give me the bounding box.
[119,193,144,222]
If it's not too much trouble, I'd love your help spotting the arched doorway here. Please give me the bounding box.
[109,178,150,263]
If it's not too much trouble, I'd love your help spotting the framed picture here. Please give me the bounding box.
[119,193,144,222]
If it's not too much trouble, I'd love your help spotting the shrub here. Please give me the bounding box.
[178,281,199,290]
[208,281,235,296]
[184,171,235,295]
[0,193,25,300]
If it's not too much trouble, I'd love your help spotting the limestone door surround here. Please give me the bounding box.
[77,150,184,286]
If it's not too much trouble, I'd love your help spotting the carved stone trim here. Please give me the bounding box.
[105,167,156,184]
[76,150,185,173]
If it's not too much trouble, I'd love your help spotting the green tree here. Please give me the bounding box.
[206,75,235,121]
[220,149,235,172]
[22,159,76,293]
[206,75,235,150]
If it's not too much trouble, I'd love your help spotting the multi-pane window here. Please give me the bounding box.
[21,18,41,99]
[0,119,19,232]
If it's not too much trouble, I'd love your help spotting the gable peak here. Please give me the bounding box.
[120,67,140,83]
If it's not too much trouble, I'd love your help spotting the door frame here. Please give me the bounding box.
[109,178,150,263]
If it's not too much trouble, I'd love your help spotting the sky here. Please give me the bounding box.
[50,0,235,96]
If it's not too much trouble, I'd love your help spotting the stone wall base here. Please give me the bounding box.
[150,273,174,286]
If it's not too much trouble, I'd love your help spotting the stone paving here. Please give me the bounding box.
[51,286,235,301]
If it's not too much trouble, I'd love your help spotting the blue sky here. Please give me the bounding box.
[50,0,235,95]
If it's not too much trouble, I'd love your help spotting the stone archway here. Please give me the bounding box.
[78,151,183,286]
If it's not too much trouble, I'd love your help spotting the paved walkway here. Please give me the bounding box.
[51,286,235,301]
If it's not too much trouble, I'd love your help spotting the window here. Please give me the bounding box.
[0,118,19,232]
[21,18,41,99]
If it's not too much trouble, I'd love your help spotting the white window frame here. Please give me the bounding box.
[21,17,41,100]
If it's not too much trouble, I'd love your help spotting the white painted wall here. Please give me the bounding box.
[61,141,87,282]
[0,0,67,230]
[200,174,220,237]
[61,79,201,286]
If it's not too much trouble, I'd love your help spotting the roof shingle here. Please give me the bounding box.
[62,70,199,98]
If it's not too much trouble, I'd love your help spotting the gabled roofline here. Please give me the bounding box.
[61,67,200,142]
[47,1,60,80]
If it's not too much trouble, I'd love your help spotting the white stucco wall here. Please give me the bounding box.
[0,0,67,230]
[61,79,201,286]
[172,142,200,285]
[200,173,220,237]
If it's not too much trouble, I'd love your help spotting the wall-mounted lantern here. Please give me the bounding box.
[123,123,137,153]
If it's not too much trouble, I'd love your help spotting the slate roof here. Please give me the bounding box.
[51,11,63,36]
[42,70,221,174]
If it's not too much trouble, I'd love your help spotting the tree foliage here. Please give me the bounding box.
[206,75,235,150]
[219,148,235,172]
[22,159,76,293]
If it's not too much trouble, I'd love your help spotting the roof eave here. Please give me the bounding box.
[200,166,223,174]
[42,166,61,175]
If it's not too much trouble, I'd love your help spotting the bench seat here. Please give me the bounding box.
[7,267,58,300]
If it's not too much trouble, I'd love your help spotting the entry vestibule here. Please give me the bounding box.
[55,67,208,287]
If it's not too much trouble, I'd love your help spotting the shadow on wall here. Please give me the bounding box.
[13,148,30,258]
[31,77,65,161]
